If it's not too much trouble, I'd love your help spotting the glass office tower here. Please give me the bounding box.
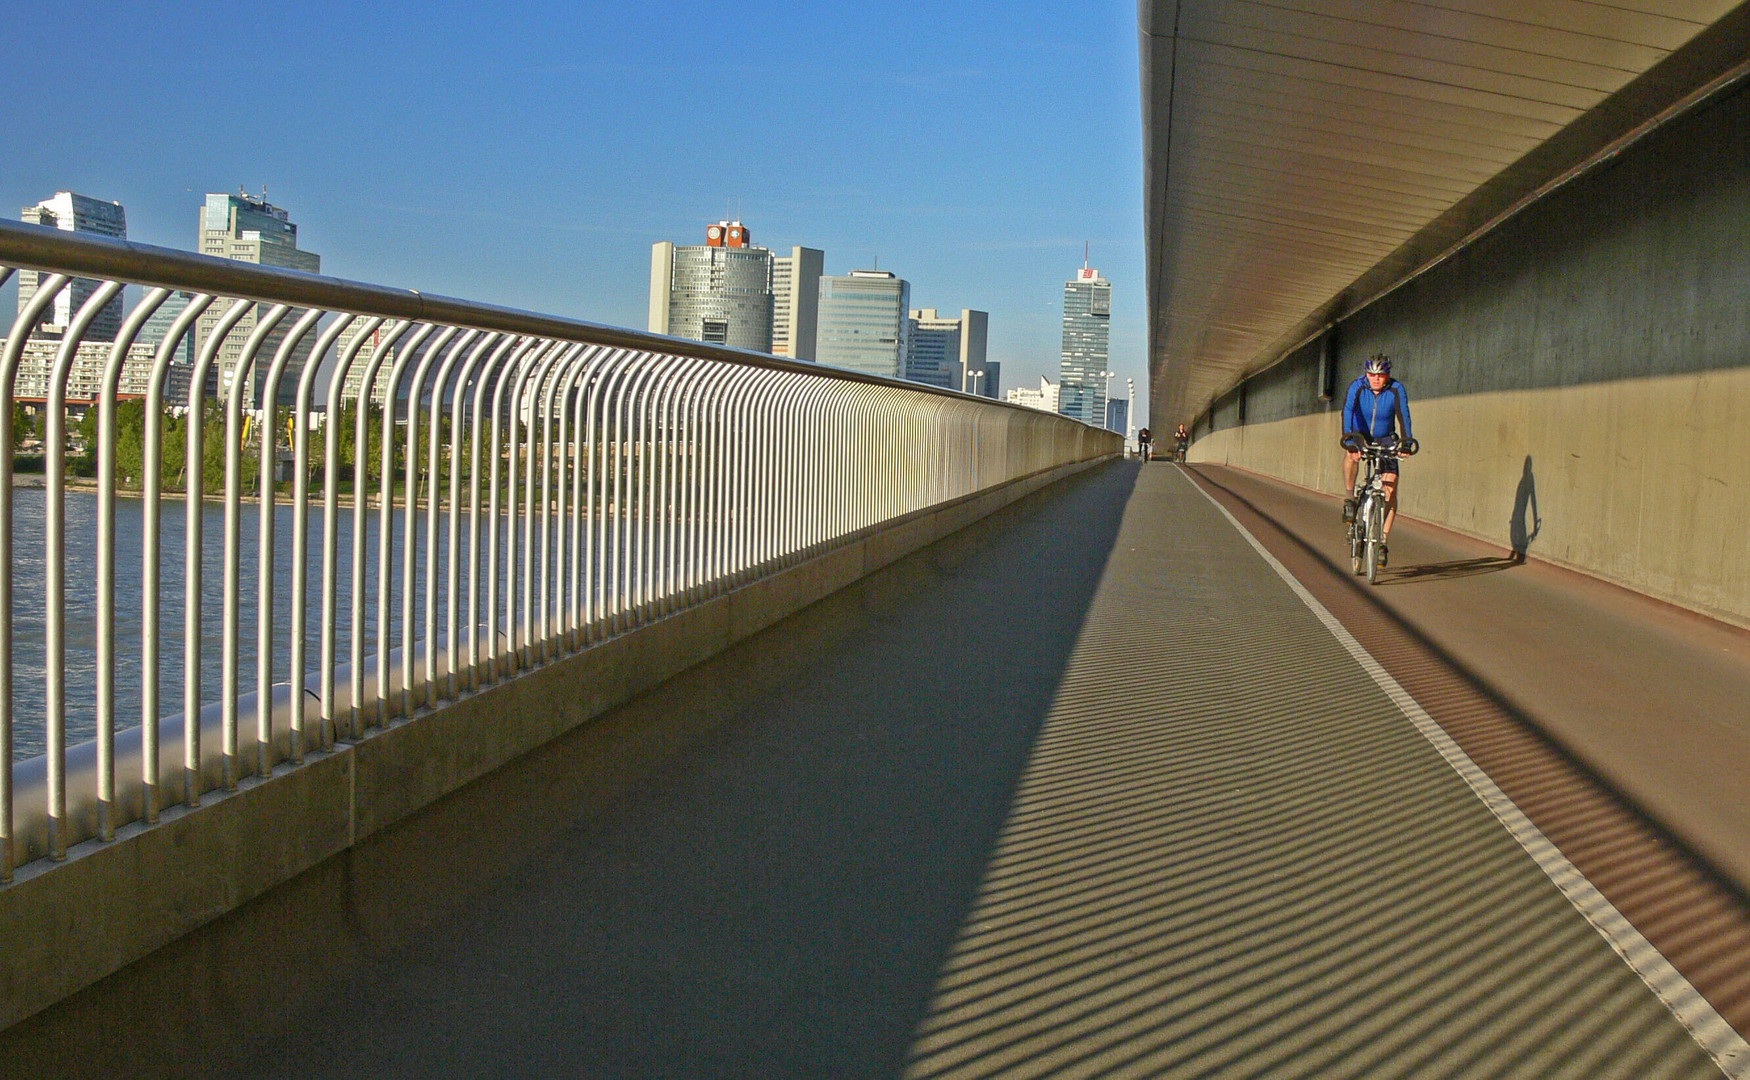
[1057,265,1111,425]
[17,191,128,342]
[816,270,910,379]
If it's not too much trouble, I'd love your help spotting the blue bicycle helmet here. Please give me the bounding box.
[1364,353,1391,375]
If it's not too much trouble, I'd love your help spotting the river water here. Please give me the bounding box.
[8,488,533,760]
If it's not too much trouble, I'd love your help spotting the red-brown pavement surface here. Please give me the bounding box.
[1183,461,1750,1036]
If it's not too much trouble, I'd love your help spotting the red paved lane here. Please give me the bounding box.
[1181,461,1750,1038]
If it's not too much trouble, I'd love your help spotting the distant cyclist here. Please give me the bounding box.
[1342,354,1415,567]
[1137,426,1152,462]
[1174,423,1189,463]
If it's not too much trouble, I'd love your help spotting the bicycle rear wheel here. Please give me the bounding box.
[1349,511,1365,575]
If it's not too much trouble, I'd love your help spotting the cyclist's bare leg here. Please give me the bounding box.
[1344,450,1360,495]
[1381,473,1398,538]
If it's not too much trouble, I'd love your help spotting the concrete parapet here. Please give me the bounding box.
[0,453,1113,1033]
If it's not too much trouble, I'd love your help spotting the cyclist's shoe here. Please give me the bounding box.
[1342,498,1357,523]
[1378,543,1389,568]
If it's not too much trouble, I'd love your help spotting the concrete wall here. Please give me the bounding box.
[1192,77,1750,626]
[0,454,1114,1033]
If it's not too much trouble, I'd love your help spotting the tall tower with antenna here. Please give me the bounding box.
[1058,246,1111,426]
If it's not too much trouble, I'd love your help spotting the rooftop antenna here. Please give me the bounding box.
[1083,241,1090,269]
[873,254,878,271]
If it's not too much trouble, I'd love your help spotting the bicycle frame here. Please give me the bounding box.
[1347,437,1397,583]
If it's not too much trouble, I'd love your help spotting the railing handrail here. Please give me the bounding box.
[0,219,1055,414]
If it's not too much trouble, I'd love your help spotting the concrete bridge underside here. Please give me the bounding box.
[1146,1,1750,626]
[5,460,1746,1078]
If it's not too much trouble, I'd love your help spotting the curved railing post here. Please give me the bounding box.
[373,323,441,723]
[141,292,216,823]
[0,272,67,879]
[429,332,497,701]
[346,315,418,738]
[94,287,171,840]
[467,337,533,688]
[290,312,359,758]
[253,306,325,780]
[221,303,292,791]
[43,279,126,857]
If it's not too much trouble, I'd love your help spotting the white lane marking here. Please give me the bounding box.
[1178,466,1749,1079]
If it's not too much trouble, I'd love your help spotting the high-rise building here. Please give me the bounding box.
[1106,397,1128,435]
[2,337,193,407]
[905,310,958,389]
[136,292,197,367]
[1057,262,1111,426]
[971,361,1000,400]
[770,246,823,360]
[192,191,321,409]
[1007,376,1059,413]
[17,192,128,342]
[816,270,910,378]
[650,221,774,352]
[909,308,989,393]
[335,321,399,407]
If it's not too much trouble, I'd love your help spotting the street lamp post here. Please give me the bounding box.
[1126,377,1136,450]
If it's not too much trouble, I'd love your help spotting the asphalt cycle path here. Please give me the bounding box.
[1184,461,1750,1050]
[902,462,1737,1080]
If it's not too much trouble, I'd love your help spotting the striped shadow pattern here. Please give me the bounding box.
[902,463,1722,1079]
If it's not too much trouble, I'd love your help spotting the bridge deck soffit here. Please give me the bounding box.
[1142,0,1750,426]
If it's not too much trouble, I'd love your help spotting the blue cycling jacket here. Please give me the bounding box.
[1343,376,1413,442]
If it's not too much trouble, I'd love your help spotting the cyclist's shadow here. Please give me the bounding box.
[1508,454,1542,563]
[1382,455,1540,584]
[1385,555,1521,583]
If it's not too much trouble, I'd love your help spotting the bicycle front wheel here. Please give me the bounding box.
[1366,501,1386,584]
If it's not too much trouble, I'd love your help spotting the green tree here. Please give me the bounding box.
[8,402,31,460]
[192,402,260,495]
[111,399,148,487]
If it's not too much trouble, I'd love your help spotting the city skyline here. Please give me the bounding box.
[0,3,1145,424]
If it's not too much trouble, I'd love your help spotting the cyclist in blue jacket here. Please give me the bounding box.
[1342,354,1414,566]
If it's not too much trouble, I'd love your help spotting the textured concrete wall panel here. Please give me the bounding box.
[1191,367,1750,625]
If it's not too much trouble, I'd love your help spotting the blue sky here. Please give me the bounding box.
[2,0,1148,421]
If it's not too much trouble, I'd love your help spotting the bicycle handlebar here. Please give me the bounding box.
[1341,431,1419,456]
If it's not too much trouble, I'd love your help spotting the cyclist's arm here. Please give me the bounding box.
[1395,382,1413,442]
[1342,378,1365,439]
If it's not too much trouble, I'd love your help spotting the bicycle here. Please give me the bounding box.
[1342,432,1417,585]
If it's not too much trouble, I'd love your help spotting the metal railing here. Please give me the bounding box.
[0,220,1116,880]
